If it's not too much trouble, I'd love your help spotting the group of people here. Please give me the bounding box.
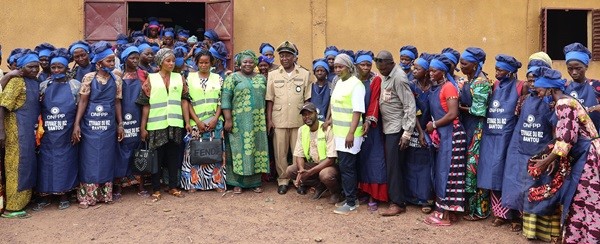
[0,20,598,243]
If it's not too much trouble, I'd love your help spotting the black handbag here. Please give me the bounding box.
[189,132,223,165]
[131,142,158,174]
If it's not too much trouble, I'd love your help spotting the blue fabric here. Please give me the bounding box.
[355,54,373,64]
[178,30,190,38]
[310,83,331,121]
[460,50,478,63]
[312,60,329,73]
[69,43,90,55]
[91,48,114,64]
[37,80,79,193]
[38,49,52,58]
[17,53,39,68]
[151,45,159,53]
[324,46,339,58]
[260,45,274,55]
[534,77,565,91]
[478,77,520,191]
[51,57,69,67]
[137,44,151,53]
[116,39,128,45]
[116,75,143,177]
[496,61,517,73]
[441,48,460,65]
[175,58,184,67]
[259,55,274,65]
[429,58,448,72]
[164,31,175,37]
[566,81,600,133]
[415,58,429,70]
[15,77,41,191]
[120,46,139,61]
[443,53,458,65]
[400,50,416,60]
[209,46,227,69]
[204,29,219,41]
[527,60,551,70]
[527,66,540,75]
[565,51,590,66]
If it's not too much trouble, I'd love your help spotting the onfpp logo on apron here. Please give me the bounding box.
[124,113,132,121]
[570,91,578,99]
[526,115,535,124]
[50,107,60,115]
[492,100,500,108]
[95,105,104,112]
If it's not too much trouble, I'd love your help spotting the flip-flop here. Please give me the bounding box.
[252,187,263,193]
[421,206,432,214]
[137,191,150,198]
[58,201,70,210]
[424,215,451,226]
[1,211,30,219]
[32,201,51,211]
[368,202,378,212]
[233,187,242,194]
[492,217,507,227]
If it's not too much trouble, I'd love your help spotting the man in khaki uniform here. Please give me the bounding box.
[266,41,311,194]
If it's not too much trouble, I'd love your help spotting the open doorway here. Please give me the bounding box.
[127,2,205,38]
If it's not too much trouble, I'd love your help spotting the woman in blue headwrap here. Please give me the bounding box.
[210,41,230,80]
[423,55,467,226]
[405,53,435,214]
[399,45,418,81]
[137,42,158,73]
[71,41,124,209]
[34,48,81,211]
[177,29,190,43]
[309,58,331,122]
[528,67,600,243]
[143,17,162,46]
[478,54,523,230]
[180,49,226,192]
[161,28,175,50]
[259,43,280,71]
[257,55,275,80]
[173,45,191,78]
[354,50,387,211]
[457,47,493,222]
[35,43,56,82]
[501,56,558,242]
[0,49,40,218]
[324,46,339,82]
[204,29,219,46]
[441,47,461,84]
[68,40,95,82]
[115,45,149,198]
[6,48,23,71]
[563,43,600,133]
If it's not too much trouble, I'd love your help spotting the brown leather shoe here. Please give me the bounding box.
[379,203,406,216]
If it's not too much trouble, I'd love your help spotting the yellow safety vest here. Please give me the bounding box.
[301,121,327,163]
[147,72,184,130]
[187,72,221,126]
[331,76,363,137]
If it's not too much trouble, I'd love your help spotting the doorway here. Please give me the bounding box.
[127,2,206,38]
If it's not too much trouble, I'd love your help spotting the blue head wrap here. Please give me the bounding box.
[339,49,355,62]
[533,67,565,91]
[354,50,374,64]
[163,28,175,38]
[441,47,460,65]
[177,29,190,39]
[259,55,274,65]
[68,40,91,55]
[461,47,486,77]
[495,54,522,73]
[527,59,551,70]
[116,34,129,45]
[312,58,330,73]
[563,42,591,66]
[210,41,228,69]
[430,55,457,88]
[35,43,56,58]
[399,45,418,60]
[150,43,160,53]
[120,46,139,61]
[49,48,70,67]
[324,46,339,58]
[174,46,187,67]
[414,53,434,70]
[91,41,115,64]
[527,66,540,76]
[204,29,219,42]
[259,43,275,55]
[8,48,24,64]
[16,49,39,69]
[131,31,144,38]
[147,17,160,28]
[137,43,152,53]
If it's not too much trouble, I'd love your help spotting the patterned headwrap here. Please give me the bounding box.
[334,53,356,76]
[155,48,175,67]
[236,50,258,66]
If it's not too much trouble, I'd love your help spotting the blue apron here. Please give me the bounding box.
[310,83,331,122]
[115,73,142,178]
[405,81,434,202]
[37,80,79,193]
[359,76,386,184]
[502,95,554,213]
[478,79,519,190]
[560,137,591,222]
[565,80,600,133]
[79,74,116,183]
[15,77,41,191]
[38,72,50,82]
[429,83,461,198]
[459,81,479,146]
[74,64,94,82]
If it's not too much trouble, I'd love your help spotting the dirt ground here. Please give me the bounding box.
[1,183,532,243]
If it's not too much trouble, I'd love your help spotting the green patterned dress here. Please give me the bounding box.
[221,72,269,188]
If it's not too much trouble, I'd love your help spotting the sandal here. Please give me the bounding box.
[424,215,451,226]
[58,201,70,210]
[233,187,242,194]
[1,211,30,219]
[463,214,485,221]
[368,202,378,212]
[492,217,507,227]
[78,203,90,209]
[511,222,522,232]
[421,206,432,214]
[151,191,161,202]
[169,189,185,198]
[32,200,51,211]
[252,187,263,193]
[137,190,150,198]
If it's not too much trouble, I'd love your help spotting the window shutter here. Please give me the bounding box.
[206,0,234,68]
[592,9,600,61]
[84,1,127,42]
[541,8,548,53]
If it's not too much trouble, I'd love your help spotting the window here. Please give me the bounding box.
[541,9,600,61]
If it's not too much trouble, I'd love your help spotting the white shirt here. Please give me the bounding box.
[333,78,365,154]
